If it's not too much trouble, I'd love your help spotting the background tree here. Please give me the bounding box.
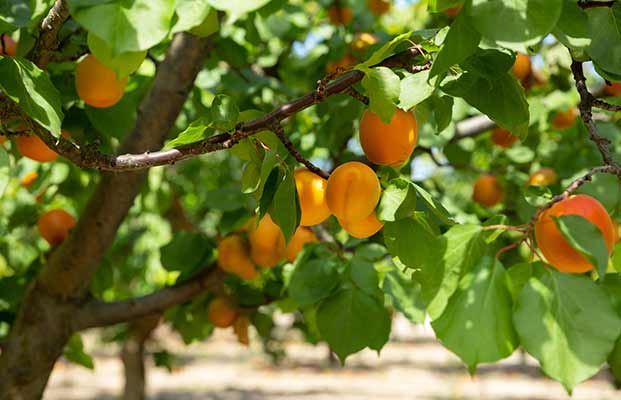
[1,0,621,399]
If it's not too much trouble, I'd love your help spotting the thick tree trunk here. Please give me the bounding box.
[121,315,160,400]
[0,33,210,400]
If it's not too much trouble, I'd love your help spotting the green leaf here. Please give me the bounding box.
[382,267,426,323]
[412,183,454,225]
[357,31,412,70]
[172,0,212,34]
[384,218,438,269]
[160,232,214,277]
[429,10,481,79]
[189,7,219,37]
[442,72,529,139]
[350,256,381,297]
[164,118,212,149]
[202,188,252,211]
[68,0,177,53]
[0,57,63,137]
[587,4,621,76]
[399,70,435,110]
[514,270,621,392]
[317,287,391,362]
[553,215,610,279]
[288,258,340,307]
[269,169,301,244]
[208,94,240,131]
[553,0,591,50]
[63,335,94,370]
[432,257,518,373]
[354,243,387,261]
[0,147,9,196]
[361,67,400,124]
[0,1,32,31]
[469,0,563,49]
[87,33,146,78]
[258,166,280,221]
[522,185,553,208]
[377,177,417,222]
[207,0,271,23]
[241,160,261,194]
[506,262,535,302]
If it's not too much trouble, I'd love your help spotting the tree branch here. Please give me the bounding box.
[578,0,616,9]
[78,267,226,329]
[592,98,621,112]
[271,122,329,179]
[450,114,496,143]
[28,0,70,68]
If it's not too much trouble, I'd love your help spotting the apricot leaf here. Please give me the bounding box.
[361,67,400,123]
[429,10,480,79]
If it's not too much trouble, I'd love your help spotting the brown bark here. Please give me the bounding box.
[121,315,160,400]
[0,32,210,400]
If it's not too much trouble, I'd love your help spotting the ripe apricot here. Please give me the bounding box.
[528,168,557,187]
[360,109,418,166]
[285,227,318,262]
[15,129,70,163]
[327,6,353,25]
[326,53,356,73]
[20,171,38,188]
[472,174,504,208]
[75,54,127,108]
[248,214,286,268]
[605,82,621,97]
[490,128,518,148]
[512,53,531,82]
[552,108,578,130]
[207,297,238,328]
[37,209,77,246]
[534,194,615,273]
[351,32,379,52]
[234,315,250,345]
[444,4,463,17]
[295,169,331,226]
[326,161,381,222]
[217,235,259,280]
[367,0,390,16]
[0,35,16,56]
[339,212,383,238]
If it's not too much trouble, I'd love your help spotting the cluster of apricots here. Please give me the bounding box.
[206,296,250,345]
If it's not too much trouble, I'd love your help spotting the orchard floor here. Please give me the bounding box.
[46,316,619,400]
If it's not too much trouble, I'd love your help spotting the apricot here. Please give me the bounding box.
[207,297,238,328]
[217,235,259,280]
[512,53,531,82]
[490,128,518,148]
[37,209,77,246]
[613,220,619,244]
[605,82,621,97]
[444,4,463,17]
[360,109,418,166]
[339,212,383,238]
[528,168,557,187]
[326,53,357,73]
[534,194,615,273]
[552,108,578,130]
[20,171,38,188]
[472,174,504,208]
[294,169,331,226]
[0,35,16,56]
[248,214,286,268]
[351,32,379,52]
[75,54,127,108]
[15,129,70,163]
[326,161,381,222]
[234,315,250,345]
[327,6,353,25]
[285,227,318,262]
[367,0,390,16]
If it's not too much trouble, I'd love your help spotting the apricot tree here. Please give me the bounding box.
[1,1,621,399]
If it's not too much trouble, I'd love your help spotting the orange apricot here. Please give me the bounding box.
[351,32,379,52]
[367,0,391,15]
[248,214,286,268]
[15,129,70,163]
[605,82,621,97]
[360,108,418,166]
[207,297,238,328]
[217,235,259,280]
[20,171,38,188]
[552,108,578,130]
[528,168,558,187]
[490,128,518,148]
[75,54,127,108]
[472,174,504,208]
[326,53,357,73]
[512,53,531,82]
[444,4,463,17]
[534,194,615,273]
[295,169,331,226]
[327,6,353,25]
[233,315,250,345]
[37,209,77,246]
[285,227,318,262]
[339,212,383,238]
[326,161,381,222]
[0,35,17,56]
[613,220,619,244]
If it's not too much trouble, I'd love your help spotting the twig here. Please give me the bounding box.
[578,0,616,9]
[592,99,621,112]
[28,0,70,68]
[271,122,330,179]
[343,86,369,105]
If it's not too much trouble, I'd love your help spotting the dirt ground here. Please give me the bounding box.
[45,316,620,400]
